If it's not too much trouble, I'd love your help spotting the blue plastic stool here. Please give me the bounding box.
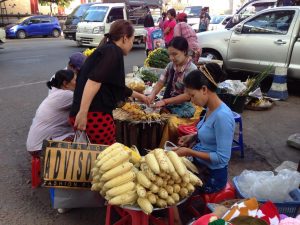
[232,111,244,158]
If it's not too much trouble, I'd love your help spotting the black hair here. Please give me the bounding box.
[184,63,226,92]
[98,19,134,48]
[168,36,189,55]
[162,12,167,19]
[144,14,154,28]
[167,8,176,18]
[46,69,75,90]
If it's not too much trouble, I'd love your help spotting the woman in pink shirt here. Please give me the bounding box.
[163,8,177,46]
[174,12,201,63]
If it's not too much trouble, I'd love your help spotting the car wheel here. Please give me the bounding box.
[52,29,60,38]
[17,30,26,39]
[201,51,222,60]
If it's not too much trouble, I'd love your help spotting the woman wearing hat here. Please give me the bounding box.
[174,12,201,63]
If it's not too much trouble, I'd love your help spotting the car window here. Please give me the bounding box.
[242,10,295,35]
[40,18,51,23]
[29,18,41,24]
[71,4,92,18]
[184,6,202,18]
[107,7,124,22]
[83,6,109,22]
[210,16,226,24]
[239,2,276,20]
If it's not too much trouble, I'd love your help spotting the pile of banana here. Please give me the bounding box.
[91,142,202,215]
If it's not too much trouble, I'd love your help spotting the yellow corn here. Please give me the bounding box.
[103,170,136,189]
[166,196,175,206]
[179,187,189,198]
[165,153,175,173]
[167,151,187,176]
[97,143,124,160]
[106,181,136,198]
[100,151,131,172]
[108,190,138,205]
[146,192,157,204]
[156,198,167,208]
[158,188,168,199]
[150,183,159,193]
[181,157,199,174]
[186,183,195,193]
[145,152,160,174]
[124,146,141,164]
[140,163,157,181]
[154,177,163,187]
[137,171,152,189]
[101,162,133,182]
[153,148,169,172]
[173,184,181,193]
[171,193,180,202]
[166,185,174,195]
[188,171,203,186]
[97,146,124,167]
[137,197,153,215]
[136,184,147,198]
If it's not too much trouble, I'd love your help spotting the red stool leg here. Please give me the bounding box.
[105,204,112,225]
[168,207,175,225]
[31,156,41,188]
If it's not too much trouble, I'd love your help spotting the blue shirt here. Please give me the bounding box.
[193,103,235,170]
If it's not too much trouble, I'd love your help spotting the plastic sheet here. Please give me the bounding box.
[237,169,300,202]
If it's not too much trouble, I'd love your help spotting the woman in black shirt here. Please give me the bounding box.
[70,20,147,145]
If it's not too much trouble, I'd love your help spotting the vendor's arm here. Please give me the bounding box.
[131,90,149,105]
[154,93,190,108]
[74,79,101,130]
[173,147,211,161]
[178,133,197,147]
[209,114,235,166]
[147,80,164,103]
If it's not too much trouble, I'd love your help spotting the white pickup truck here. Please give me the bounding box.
[76,0,161,47]
[197,6,300,80]
[0,27,5,47]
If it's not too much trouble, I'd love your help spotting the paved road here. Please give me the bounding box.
[0,37,299,225]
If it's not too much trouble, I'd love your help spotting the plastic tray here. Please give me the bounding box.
[232,176,300,217]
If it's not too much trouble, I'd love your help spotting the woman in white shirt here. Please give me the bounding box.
[26,69,78,156]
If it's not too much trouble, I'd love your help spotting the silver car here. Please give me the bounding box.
[197,6,300,80]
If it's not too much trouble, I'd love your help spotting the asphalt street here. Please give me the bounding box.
[0,37,299,225]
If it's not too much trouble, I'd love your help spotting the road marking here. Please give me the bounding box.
[0,80,47,91]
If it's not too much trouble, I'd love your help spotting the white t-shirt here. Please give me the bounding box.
[26,88,74,152]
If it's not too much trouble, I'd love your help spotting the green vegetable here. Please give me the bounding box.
[140,70,159,83]
[145,48,170,69]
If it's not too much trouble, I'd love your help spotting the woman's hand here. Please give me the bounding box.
[152,100,166,108]
[172,147,191,157]
[178,134,196,147]
[146,94,156,105]
[74,111,88,131]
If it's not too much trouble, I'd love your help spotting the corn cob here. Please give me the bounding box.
[186,183,195,193]
[145,153,160,174]
[154,148,169,172]
[167,151,187,176]
[103,170,136,189]
[156,198,167,208]
[150,183,159,193]
[97,146,124,167]
[188,171,203,186]
[136,184,147,198]
[108,190,138,205]
[137,197,153,214]
[100,151,131,172]
[158,188,168,199]
[97,143,124,160]
[137,171,152,189]
[106,181,136,198]
[100,162,133,182]
[179,187,189,198]
[181,157,199,174]
[140,163,157,181]
[146,192,157,204]
[166,196,175,206]
[171,193,180,202]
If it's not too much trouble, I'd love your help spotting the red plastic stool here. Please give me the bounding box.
[105,204,175,225]
[31,155,41,188]
[186,182,236,217]
[178,123,197,137]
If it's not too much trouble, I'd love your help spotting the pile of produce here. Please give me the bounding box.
[83,48,96,57]
[91,143,202,214]
[144,48,170,69]
[125,76,146,93]
[140,69,159,84]
[114,102,162,122]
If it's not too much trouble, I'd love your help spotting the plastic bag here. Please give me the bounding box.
[125,76,145,93]
[218,80,247,95]
[237,169,300,202]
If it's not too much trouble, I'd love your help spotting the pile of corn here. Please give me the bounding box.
[91,143,202,215]
[121,102,161,121]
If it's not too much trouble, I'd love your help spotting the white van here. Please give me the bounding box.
[76,1,161,47]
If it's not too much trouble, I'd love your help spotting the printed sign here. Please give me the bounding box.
[42,140,106,189]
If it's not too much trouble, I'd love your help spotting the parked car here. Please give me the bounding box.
[197,6,300,80]
[0,27,5,46]
[5,15,61,39]
[208,15,232,31]
[63,2,96,40]
[192,15,232,32]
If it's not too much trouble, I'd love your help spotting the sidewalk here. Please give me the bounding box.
[228,95,300,178]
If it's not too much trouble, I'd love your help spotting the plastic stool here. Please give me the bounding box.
[31,155,41,188]
[105,204,175,225]
[186,182,236,217]
[232,112,244,158]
